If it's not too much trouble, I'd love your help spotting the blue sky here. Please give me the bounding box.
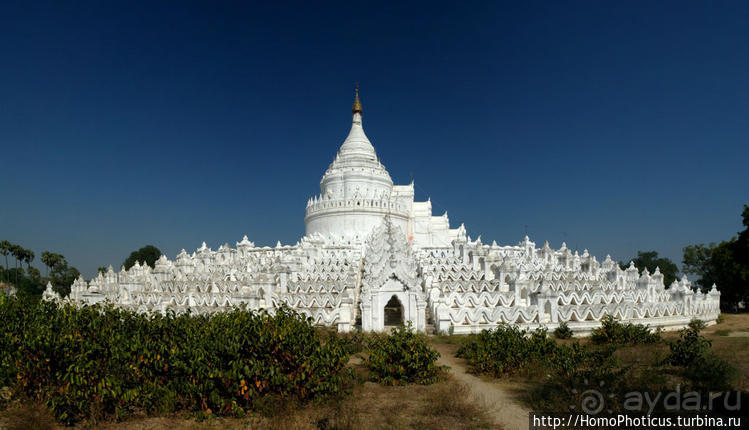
[1,1,747,278]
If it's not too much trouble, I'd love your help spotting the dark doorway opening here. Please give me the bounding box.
[384,295,404,326]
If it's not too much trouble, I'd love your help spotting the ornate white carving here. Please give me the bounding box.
[68,93,721,334]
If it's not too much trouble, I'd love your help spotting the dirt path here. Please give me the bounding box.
[433,343,530,430]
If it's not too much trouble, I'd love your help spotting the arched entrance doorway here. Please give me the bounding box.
[383,295,404,327]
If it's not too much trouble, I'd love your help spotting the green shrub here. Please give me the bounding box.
[365,323,445,385]
[665,327,712,367]
[591,315,661,345]
[716,314,725,324]
[547,342,624,385]
[532,342,627,413]
[665,327,736,391]
[0,295,350,425]
[336,330,370,355]
[688,318,707,331]
[684,354,736,392]
[553,321,573,339]
[456,325,556,377]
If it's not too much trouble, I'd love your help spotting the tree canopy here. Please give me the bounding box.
[620,250,679,287]
[683,204,749,311]
[0,242,79,297]
[123,245,162,270]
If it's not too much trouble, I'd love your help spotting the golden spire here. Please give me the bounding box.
[352,83,362,114]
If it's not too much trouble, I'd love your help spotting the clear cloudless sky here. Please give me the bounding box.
[1,1,747,278]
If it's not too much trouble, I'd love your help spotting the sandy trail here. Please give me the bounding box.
[433,343,531,430]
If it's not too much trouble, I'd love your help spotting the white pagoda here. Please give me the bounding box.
[68,89,720,333]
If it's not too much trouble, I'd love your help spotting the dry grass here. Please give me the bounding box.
[587,315,749,391]
[0,376,494,430]
[0,403,59,430]
[704,313,749,333]
[419,378,492,428]
[92,378,491,430]
[433,314,749,413]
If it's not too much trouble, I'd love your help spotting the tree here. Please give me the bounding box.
[24,249,34,271]
[123,245,162,270]
[682,243,716,287]
[736,205,749,288]
[0,240,10,281]
[48,256,80,297]
[41,251,65,277]
[682,204,749,311]
[10,244,24,285]
[620,250,679,287]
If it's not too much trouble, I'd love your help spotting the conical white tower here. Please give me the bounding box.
[304,87,409,242]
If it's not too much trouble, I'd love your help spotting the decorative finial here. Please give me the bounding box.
[352,83,362,114]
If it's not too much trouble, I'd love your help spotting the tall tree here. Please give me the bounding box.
[123,245,162,270]
[47,255,80,297]
[0,240,10,281]
[41,251,64,277]
[620,250,679,287]
[41,251,52,277]
[682,204,749,311]
[682,243,716,287]
[24,249,35,271]
[10,244,24,285]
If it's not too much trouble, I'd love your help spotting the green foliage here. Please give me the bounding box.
[520,339,628,413]
[665,327,735,391]
[591,315,661,345]
[682,243,715,288]
[716,314,725,324]
[456,325,556,377]
[0,246,81,298]
[683,354,736,392]
[682,204,749,310]
[665,328,712,367]
[50,266,79,298]
[1,241,45,295]
[687,318,707,331]
[40,251,80,296]
[553,321,573,339]
[546,342,626,395]
[0,296,350,425]
[620,250,679,287]
[365,323,445,385]
[335,330,371,355]
[123,245,162,270]
[41,251,64,275]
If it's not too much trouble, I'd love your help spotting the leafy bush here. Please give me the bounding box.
[688,318,707,331]
[716,314,725,324]
[335,330,370,355]
[456,325,556,377]
[365,323,445,385]
[591,315,661,345]
[553,321,573,339]
[665,328,712,367]
[531,342,627,413]
[665,327,735,391]
[0,295,350,425]
[684,354,736,392]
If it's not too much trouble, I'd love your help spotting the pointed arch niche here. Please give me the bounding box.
[360,277,426,332]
